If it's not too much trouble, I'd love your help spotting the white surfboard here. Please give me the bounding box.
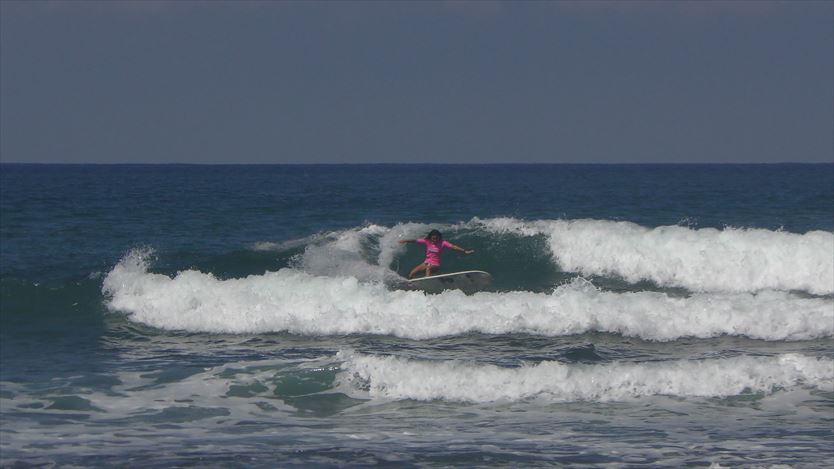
[405,270,492,294]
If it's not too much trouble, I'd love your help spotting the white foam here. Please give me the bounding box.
[103,249,833,341]
[295,224,403,283]
[292,222,440,281]
[338,351,834,403]
[474,217,834,295]
[250,232,332,252]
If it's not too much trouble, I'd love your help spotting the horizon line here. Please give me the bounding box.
[2,161,832,166]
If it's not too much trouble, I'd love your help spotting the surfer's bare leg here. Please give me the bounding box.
[408,263,427,279]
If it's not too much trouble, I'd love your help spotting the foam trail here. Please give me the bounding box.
[103,250,833,341]
[339,351,834,403]
[295,222,434,282]
[295,224,393,282]
[475,218,834,295]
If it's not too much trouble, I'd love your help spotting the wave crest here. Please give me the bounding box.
[474,217,834,295]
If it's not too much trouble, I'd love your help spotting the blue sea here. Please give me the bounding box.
[1,164,832,467]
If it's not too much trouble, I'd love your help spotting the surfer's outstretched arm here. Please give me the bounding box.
[448,243,475,255]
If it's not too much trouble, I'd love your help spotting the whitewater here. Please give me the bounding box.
[474,217,834,295]
[103,218,834,341]
[339,351,834,402]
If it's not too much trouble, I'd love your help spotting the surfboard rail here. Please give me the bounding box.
[405,270,492,294]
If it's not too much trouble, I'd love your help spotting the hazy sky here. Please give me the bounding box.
[1,0,832,164]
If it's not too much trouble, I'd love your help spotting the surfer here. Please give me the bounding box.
[399,229,474,279]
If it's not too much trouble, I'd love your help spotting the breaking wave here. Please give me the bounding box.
[102,247,833,341]
[338,351,834,403]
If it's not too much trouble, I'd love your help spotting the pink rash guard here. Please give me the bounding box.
[415,238,454,266]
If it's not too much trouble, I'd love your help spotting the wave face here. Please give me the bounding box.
[339,351,834,403]
[102,243,834,341]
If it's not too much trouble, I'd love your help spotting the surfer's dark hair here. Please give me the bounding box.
[426,229,442,241]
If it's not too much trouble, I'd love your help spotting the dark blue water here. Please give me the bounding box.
[1,164,832,467]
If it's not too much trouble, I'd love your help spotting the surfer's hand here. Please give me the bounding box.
[465,250,474,254]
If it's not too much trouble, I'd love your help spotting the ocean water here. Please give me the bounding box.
[1,164,832,467]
